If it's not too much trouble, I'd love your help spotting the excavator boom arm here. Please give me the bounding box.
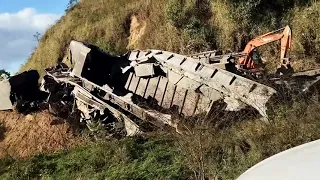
[239,26,292,69]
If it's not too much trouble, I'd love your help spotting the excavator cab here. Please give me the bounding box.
[252,50,263,65]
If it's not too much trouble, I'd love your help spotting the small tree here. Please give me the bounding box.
[33,32,41,42]
[0,69,10,80]
[66,0,79,12]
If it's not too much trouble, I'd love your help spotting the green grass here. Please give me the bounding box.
[0,136,189,180]
[173,96,320,179]
[10,0,320,179]
[2,97,320,179]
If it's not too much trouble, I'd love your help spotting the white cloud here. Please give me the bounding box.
[0,8,61,73]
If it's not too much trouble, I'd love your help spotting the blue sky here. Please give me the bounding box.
[0,0,68,14]
[0,0,68,74]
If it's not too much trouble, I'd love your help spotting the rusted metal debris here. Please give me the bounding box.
[2,40,320,137]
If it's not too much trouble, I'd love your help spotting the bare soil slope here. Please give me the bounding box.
[0,110,83,158]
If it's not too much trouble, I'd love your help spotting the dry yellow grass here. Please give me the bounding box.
[20,0,320,77]
[0,110,83,158]
[10,1,320,179]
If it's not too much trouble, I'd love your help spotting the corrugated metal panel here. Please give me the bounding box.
[135,78,149,98]
[125,72,134,89]
[161,81,176,109]
[171,86,187,115]
[124,71,211,117]
[128,75,140,94]
[182,91,199,117]
[154,77,167,107]
[144,76,160,102]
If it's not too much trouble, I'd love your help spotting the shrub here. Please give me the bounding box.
[291,2,320,57]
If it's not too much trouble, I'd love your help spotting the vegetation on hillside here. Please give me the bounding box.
[0,136,189,180]
[4,0,320,179]
[20,0,320,74]
[2,97,320,179]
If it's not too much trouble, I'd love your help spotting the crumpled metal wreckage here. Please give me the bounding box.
[2,40,320,137]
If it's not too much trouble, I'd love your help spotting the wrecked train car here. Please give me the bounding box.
[3,40,320,136]
[41,40,278,135]
[0,70,48,114]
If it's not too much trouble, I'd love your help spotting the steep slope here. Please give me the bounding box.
[0,110,82,158]
[20,0,320,75]
[7,1,320,179]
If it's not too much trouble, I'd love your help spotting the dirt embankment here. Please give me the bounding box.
[127,14,147,49]
[0,110,83,158]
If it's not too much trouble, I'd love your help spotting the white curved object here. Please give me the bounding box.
[237,139,320,180]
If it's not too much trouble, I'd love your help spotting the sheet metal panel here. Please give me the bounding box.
[171,86,187,115]
[125,72,134,89]
[0,80,13,110]
[128,75,140,93]
[154,77,167,107]
[144,76,160,102]
[161,81,176,109]
[181,91,199,117]
[124,71,211,117]
[69,41,91,77]
[135,78,149,98]
[134,63,155,77]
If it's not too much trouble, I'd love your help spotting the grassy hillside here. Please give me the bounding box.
[6,0,320,179]
[0,136,189,179]
[20,0,320,74]
[2,99,320,179]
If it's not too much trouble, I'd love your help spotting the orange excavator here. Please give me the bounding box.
[238,25,293,74]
